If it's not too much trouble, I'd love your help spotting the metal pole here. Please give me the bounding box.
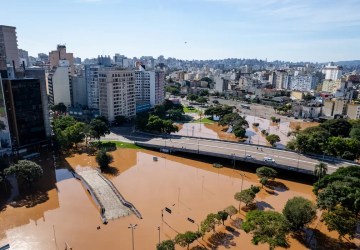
[239,174,244,213]
[157,226,160,244]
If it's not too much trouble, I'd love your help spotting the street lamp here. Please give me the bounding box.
[238,173,245,213]
[187,217,200,232]
[157,226,160,244]
[128,224,137,250]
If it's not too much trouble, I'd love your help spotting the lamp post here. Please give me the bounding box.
[187,217,200,232]
[128,224,137,250]
[157,226,160,244]
[238,173,245,213]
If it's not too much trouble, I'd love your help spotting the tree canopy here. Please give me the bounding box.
[95,150,113,169]
[224,205,238,219]
[157,240,175,250]
[256,167,277,180]
[4,160,43,187]
[174,231,199,249]
[282,197,317,230]
[242,210,290,250]
[322,205,357,239]
[266,134,280,146]
[200,213,220,234]
[320,118,352,138]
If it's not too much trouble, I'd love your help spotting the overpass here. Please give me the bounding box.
[133,136,359,175]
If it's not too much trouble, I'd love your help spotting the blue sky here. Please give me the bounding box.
[1,0,360,62]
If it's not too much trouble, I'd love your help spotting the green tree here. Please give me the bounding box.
[256,167,277,180]
[63,122,86,148]
[224,205,238,219]
[196,96,207,104]
[187,94,198,101]
[242,210,289,250]
[233,126,246,138]
[314,162,327,184]
[157,240,175,250]
[320,118,352,137]
[289,127,330,153]
[51,102,67,113]
[200,213,220,234]
[234,189,256,209]
[259,177,268,188]
[174,231,199,249]
[266,134,280,146]
[282,197,317,231]
[4,160,43,187]
[204,105,233,118]
[95,150,113,169]
[217,210,229,225]
[349,127,360,141]
[322,205,357,240]
[89,119,110,140]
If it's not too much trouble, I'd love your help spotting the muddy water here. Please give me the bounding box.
[0,149,359,250]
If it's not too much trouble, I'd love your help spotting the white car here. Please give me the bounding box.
[263,157,275,163]
[245,154,253,159]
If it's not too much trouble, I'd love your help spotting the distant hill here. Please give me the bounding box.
[333,60,360,66]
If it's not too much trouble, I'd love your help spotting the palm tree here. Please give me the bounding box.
[314,162,328,183]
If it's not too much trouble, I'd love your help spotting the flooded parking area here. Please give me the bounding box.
[0,149,359,249]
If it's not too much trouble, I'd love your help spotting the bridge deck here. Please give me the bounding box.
[77,168,137,221]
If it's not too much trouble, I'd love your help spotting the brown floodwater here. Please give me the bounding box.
[0,149,359,250]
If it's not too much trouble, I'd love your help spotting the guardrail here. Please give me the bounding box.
[97,172,142,219]
[135,141,315,175]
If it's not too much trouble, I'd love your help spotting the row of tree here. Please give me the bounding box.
[52,116,110,150]
[136,100,181,133]
[287,119,360,160]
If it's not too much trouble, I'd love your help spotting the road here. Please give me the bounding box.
[133,136,358,175]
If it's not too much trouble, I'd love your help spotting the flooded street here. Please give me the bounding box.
[1,149,359,249]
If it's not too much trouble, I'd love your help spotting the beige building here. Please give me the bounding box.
[47,60,72,107]
[347,103,360,119]
[322,99,348,117]
[322,79,343,93]
[49,45,74,75]
[0,25,19,70]
[99,68,136,121]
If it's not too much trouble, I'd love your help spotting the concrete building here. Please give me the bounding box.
[47,60,72,107]
[322,79,342,93]
[322,62,342,81]
[347,103,360,119]
[0,25,19,72]
[323,99,348,117]
[98,68,136,121]
[98,55,111,67]
[289,75,317,91]
[72,73,87,107]
[18,49,29,67]
[154,71,165,106]
[214,76,228,93]
[1,77,49,150]
[85,65,101,109]
[135,66,154,106]
[49,45,74,75]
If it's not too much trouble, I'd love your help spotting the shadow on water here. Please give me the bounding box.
[100,165,120,177]
[266,180,289,192]
[256,201,274,210]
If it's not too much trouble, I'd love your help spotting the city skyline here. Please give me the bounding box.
[1,0,360,62]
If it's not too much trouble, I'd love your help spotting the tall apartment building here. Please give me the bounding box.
[214,76,228,93]
[322,62,342,81]
[98,68,136,121]
[49,45,74,75]
[154,71,165,105]
[85,65,101,109]
[72,71,87,107]
[289,75,318,91]
[322,79,343,93]
[0,25,19,73]
[47,60,72,106]
[1,77,50,150]
[135,66,154,106]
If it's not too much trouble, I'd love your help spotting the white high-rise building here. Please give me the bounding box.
[135,66,165,107]
[322,62,342,81]
[98,68,136,121]
[47,60,72,106]
[289,75,318,91]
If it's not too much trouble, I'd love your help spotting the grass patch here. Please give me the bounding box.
[192,117,214,124]
[183,106,199,113]
[102,141,142,149]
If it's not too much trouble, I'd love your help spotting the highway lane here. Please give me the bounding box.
[138,137,356,174]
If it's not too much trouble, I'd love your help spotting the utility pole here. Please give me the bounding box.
[128,224,137,250]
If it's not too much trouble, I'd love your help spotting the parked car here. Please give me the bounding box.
[263,157,275,162]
